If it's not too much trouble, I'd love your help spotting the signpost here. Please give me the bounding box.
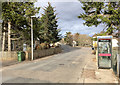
[97,36,112,69]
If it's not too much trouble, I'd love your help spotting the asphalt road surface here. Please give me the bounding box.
[1,45,93,83]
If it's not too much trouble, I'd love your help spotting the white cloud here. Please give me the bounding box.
[36,0,80,2]
[35,2,106,36]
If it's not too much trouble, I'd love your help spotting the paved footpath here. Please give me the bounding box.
[79,53,118,83]
[0,45,118,84]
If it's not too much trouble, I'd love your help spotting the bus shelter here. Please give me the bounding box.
[97,36,112,69]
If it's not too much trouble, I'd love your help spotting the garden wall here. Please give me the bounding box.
[0,51,18,61]
[28,47,62,60]
[0,47,62,61]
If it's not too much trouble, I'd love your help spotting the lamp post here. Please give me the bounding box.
[31,16,35,60]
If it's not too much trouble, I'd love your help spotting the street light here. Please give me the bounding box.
[31,16,36,60]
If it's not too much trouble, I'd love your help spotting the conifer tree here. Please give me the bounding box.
[40,2,61,44]
[64,32,73,46]
[2,2,40,50]
[78,2,120,35]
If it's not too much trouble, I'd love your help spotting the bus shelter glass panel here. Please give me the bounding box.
[98,39,112,68]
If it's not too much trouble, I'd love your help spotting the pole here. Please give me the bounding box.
[8,21,11,51]
[31,17,33,60]
[0,2,2,52]
[0,20,2,51]
[0,20,2,85]
[117,54,119,77]
[116,18,120,77]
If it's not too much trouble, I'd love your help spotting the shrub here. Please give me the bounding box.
[40,43,47,49]
[35,44,42,50]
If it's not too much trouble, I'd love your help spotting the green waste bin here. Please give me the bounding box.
[17,52,25,62]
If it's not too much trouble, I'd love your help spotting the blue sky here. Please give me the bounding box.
[35,1,106,37]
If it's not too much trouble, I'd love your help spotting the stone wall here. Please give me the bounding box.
[0,51,18,61]
[28,47,62,60]
[0,47,62,61]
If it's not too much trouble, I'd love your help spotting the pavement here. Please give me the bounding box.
[1,45,119,84]
[2,60,20,67]
[79,54,118,83]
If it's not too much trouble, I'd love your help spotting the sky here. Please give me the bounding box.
[34,1,106,37]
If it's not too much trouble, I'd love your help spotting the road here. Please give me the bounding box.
[2,45,94,83]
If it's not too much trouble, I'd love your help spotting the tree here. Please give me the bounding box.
[0,2,2,51]
[78,34,92,46]
[78,2,120,35]
[0,23,1,51]
[64,32,73,46]
[40,2,61,45]
[2,2,40,51]
[73,33,80,41]
[33,17,41,41]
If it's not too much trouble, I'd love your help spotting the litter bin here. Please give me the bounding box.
[17,52,25,62]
